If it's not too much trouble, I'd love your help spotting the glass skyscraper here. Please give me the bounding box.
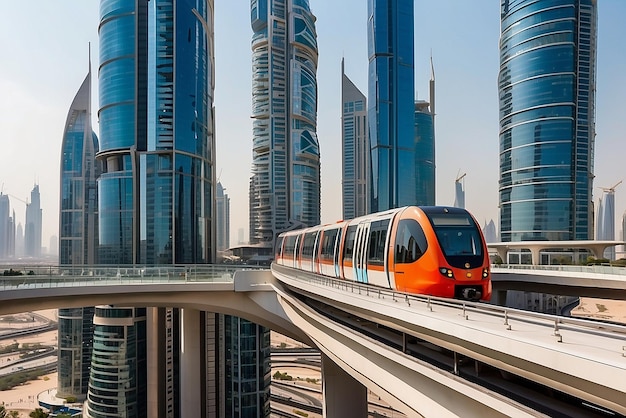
[58,65,100,401]
[86,1,215,416]
[341,59,369,220]
[367,0,416,212]
[59,67,100,266]
[499,0,597,241]
[249,0,320,249]
[85,306,147,418]
[97,0,215,265]
[413,60,436,206]
[216,181,230,253]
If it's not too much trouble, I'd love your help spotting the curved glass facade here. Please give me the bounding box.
[85,307,147,418]
[97,0,214,264]
[499,0,597,241]
[367,0,416,212]
[58,69,100,400]
[250,0,320,248]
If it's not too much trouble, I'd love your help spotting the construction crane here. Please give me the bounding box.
[455,172,467,183]
[600,180,622,194]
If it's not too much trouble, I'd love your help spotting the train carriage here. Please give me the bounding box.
[274,206,491,301]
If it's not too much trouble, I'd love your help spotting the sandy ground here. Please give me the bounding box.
[0,372,57,417]
[0,309,58,417]
[571,298,626,324]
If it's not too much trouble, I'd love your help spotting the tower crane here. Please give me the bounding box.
[600,180,622,194]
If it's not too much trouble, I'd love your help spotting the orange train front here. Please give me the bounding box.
[274,206,492,302]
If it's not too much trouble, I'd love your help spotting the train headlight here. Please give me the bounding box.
[439,267,454,279]
[482,268,489,279]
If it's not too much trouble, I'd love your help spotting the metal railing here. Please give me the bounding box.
[0,264,267,291]
[273,264,626,347]
[492,263,626,276]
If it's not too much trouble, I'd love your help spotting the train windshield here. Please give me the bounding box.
[428,213,483,258]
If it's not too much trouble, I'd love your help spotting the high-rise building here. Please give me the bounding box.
[59,67,100,266]
[222,315,271,417]
[368,0,416,212]
[454,173,466,209]
[413,60,436,206]
[499,0,597,242]
[0,194,11,259]
[249,0,320,249]
[97,0,215,265]
[597,182,620,259]
[88,306,147,418]
[216,181,230,252]
[57,64,100,401]
[15,222,23,258]
[24,184,42,258]
[86,1,216,416]
[341,59,369,220]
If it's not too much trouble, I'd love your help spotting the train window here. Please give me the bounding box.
[395,220,428,264]
[367,220,389,266]
[320,229,338,260]
[284,235,297,257]
[301,232,317,260]
[429,213,482,257]
[343,225,357,261]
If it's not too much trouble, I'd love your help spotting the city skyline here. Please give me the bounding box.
[1,1,625,250]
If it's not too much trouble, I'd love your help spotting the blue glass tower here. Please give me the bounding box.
[367,0,415,212]
[88,1,215,416]
[97,0,214,265]
[413,60,436,206]
[499,0,597,241]
[250,0,320,248]
[58,64,100,401]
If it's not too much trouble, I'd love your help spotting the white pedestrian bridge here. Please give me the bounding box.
[0,264,625,417]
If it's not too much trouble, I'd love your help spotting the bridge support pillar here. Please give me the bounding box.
[180,308,202,417]
[322,353,367,417]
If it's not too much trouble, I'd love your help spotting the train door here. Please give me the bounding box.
[354,222,370,283]
[333,228,342,278]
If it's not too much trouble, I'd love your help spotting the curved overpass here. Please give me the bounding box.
[1,266,625,417]
[0,270,310,345]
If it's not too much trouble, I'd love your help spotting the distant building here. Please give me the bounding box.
[0,194,12,259]
[49,235,58,256]
[482,219,498,243]
[341,58,369,219]
[454,174,466,209]
[216,182,230,252]
[15,223,23,257]
[499,0,597,241]
[24,184,42,258]
[368,0,417,211]
[597,186,618,259]
[249,0,320,249]
[413,63,436,206]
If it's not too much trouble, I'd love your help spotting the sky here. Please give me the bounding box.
[0,1,625,251]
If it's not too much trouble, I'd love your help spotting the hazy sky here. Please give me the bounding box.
[1,1,625,249]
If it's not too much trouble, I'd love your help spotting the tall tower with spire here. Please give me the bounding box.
[341,58,369,219]
[57,51,101,401]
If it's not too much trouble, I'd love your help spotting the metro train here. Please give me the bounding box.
[273,206,492,301]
